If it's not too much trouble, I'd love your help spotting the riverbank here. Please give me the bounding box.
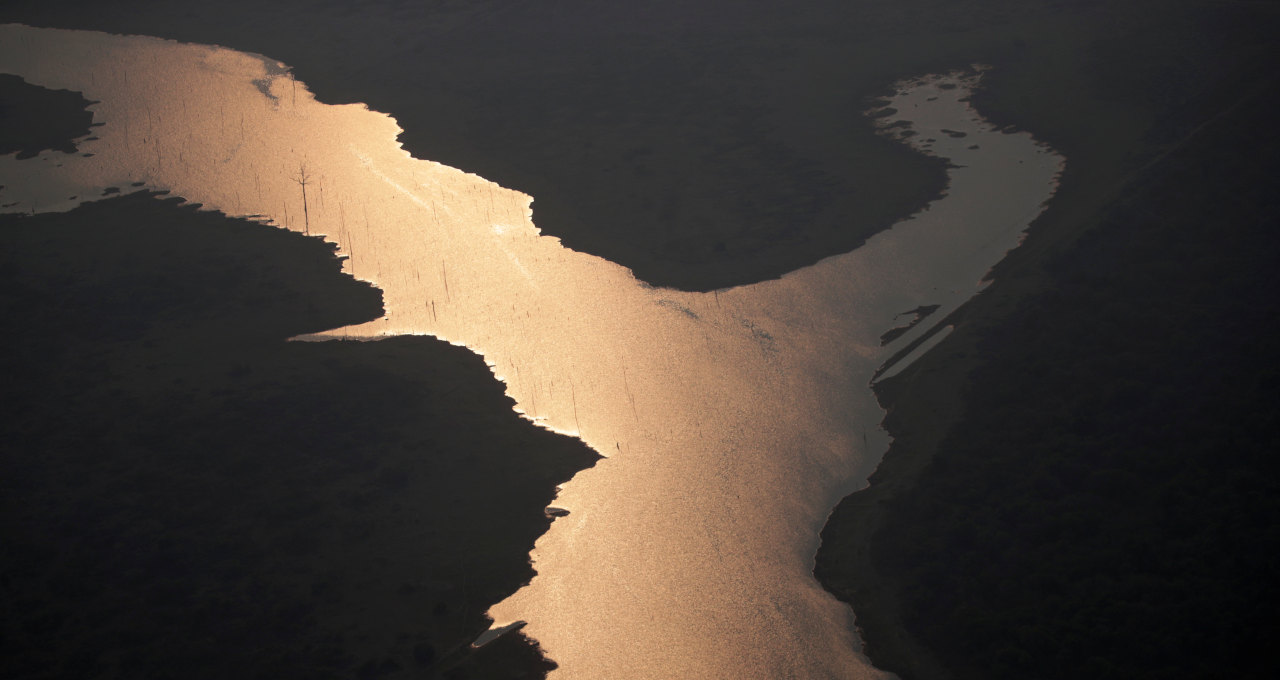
[0,191,598,678]
[1,0,1191,292]
[816,25,1280,679]
[4,30,1059,679]
[0,73,93,159]
[5,2,1275,677]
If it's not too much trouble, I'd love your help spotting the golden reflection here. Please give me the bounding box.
[0,25,1063,680]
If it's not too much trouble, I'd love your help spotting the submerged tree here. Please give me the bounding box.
[292,161,311,235]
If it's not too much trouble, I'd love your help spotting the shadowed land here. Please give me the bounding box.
[3,2,1262,289]
[3,1,1278,677]
[817,34,1280,680]
[2,34,1058,679]
[0,192,597,679]
[0,74,94,160]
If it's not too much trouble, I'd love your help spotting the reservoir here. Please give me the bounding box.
[0,25,1062,679]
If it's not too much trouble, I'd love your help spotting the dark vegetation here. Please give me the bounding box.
[818,22,1280,680]
[0,74,94,159]
[0,192,596,679]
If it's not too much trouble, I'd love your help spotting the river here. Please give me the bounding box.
[0,24,1062,679]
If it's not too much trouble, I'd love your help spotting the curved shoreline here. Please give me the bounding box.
[818,62,1280,678]
[0,26,1061,678]
[0,190,593,677]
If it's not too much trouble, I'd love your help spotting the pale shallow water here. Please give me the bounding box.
[0,24,1062,679]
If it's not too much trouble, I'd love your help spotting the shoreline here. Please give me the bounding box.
[813,40,1280,679]
[0,191,597,677]
[6,3,1271,677]
[2,28,1061,679]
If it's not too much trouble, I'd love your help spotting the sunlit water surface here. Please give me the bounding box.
[0,25,1062,679]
